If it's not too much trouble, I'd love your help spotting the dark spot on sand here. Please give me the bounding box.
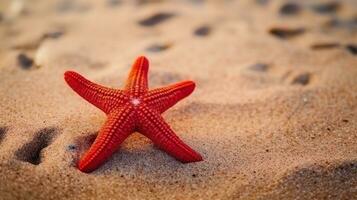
[17,53,33,69]
[146,43,172,52]
[69,133,97,165]
[136,0,164,5]
[310,42,340,50]
[265,149,270,152]
[15,127,59,165]
[342,119,349,123]
[269,27,305,39]
[258,161,357,199]
[150,71,183,86]
[12,30,64,51]
[346,44,357,55]
[0,127,7,144]
[56,0,90,13]
[327,127,331,131]
[189,0,204,5]
[311,2,340,14]
[107,0,121,7]
[292,73,310,86]
[138,12,174,27]
[56,0,75,12]
[12,43,39,51]
[194,25,211,36]
[67,144,77,151]
[43,31,64,39]
[249,63,269,72]
[324,18,339,28]
[323,17,357,31]
[256,0,270,6]
[192,174,197,177]
[74,133,96,151]
[279,2,301,16]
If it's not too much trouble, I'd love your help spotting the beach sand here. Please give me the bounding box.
[0,0,356,199]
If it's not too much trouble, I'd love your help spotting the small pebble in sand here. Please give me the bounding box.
[345,44,357,55]
[67,144,77,151]
[17,53,33,69]
[138,12,174,27]
[311,42,340,50]
[279,2,301,16]
[146,43,171,52]
[311,2,340,14]
[269,27,305,39]
[194,25,211,36]
[302,97,308,103]
[249,63,269,72]
[292,73,310,86]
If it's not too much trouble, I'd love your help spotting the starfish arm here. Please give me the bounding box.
[144,81,195,113]
[78,106,135,173]
[125,56,149,96]
[64,71,128,114]
[137,106,202,163]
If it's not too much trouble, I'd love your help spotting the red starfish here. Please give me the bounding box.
[64,56,202,173]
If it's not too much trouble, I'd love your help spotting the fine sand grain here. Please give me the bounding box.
[0,0,356,199]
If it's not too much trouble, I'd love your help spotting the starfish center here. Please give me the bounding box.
[130,98,141,106]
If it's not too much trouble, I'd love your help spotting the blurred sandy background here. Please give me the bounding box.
[0,0,356,199]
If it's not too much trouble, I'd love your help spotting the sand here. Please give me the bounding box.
[0,0,356,199]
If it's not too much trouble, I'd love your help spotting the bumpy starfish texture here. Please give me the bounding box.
[64,56,202,173]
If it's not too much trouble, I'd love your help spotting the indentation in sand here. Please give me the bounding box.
[258,160,357,199]
[311,1,340,14]
[138,12,175,27]
[146,43,172,53]
[194,25,211,37]
[279,2,301,16]
[17,53,34,69]
[15,127,59,165]
[269,27,305,39]
[346,44,357,55]
[310,42,340,50]
[248,63,269,72]
[291,72,311,86]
